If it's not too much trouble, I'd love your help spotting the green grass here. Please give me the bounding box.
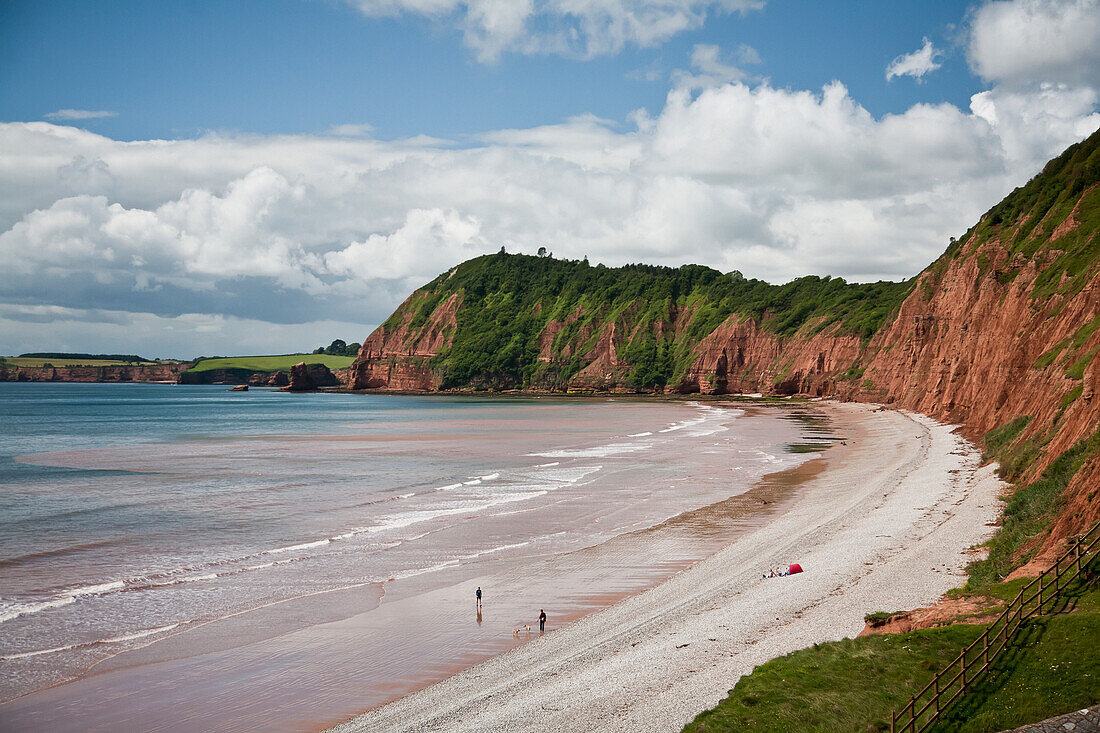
[1034,341,1068,369]
[983,415,1032,463]
[686,576,1100,733]
[967,428,1100,591]
[684,625,985,732]
[928,579,1100,732]
[186,354,356,373]
[1066,346,1099,380]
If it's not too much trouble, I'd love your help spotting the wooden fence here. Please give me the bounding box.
[890,521,1100,733]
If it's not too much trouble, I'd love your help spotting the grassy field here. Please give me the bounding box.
[0,357,160,367]
[186,354,356,373]
[684,574,1100,733]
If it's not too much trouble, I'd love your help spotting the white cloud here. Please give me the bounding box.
[968,0,1100,87]
[674,43,762,88]
[44,109,118,121]
[885,38,943,82]
[345,0,764,62]
[325,208,484,282]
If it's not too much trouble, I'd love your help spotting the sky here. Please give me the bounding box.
[1,0,1099,359]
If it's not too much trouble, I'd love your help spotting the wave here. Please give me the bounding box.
[0,596,76,624]
[381,540,533,582]
[0,539,119,569]
[263,538,331,555]
[0,579,125,625]
[1,623,180,661]
[528,442,649,458]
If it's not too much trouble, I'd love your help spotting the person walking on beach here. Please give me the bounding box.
[475,586,482,608]
[538,609,546,633]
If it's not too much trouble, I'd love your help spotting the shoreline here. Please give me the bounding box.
[330,402,1004,732]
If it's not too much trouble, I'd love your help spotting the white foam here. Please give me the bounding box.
[369,491,549,535]
[529,442,648,458]
[536,462,560,467]
[0,596,76,624]
[1,642,78,660]
[627,432,652,437]
[72,580,125,596]
[0,623,180,661]
[264,538,330,555]
[0,579,128,625]
[101,623,180,644]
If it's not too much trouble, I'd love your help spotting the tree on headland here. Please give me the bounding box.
[311,340,361,357]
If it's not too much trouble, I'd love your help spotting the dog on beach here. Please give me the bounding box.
[512,624,532,637]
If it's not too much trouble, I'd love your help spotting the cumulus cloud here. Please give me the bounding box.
[44,109,118,121]
[885,38,943,82]
[346,0,764,61]
[2,34,1099,357]
[968,0,1100,87]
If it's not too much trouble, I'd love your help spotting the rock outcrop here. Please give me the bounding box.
[286,362,340,391]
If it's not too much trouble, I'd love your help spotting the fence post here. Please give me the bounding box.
[934,674,940,714]
[908,695,915,732]
[891,707,896,733]
[982,630,989,668]
[1076,538,1082,575]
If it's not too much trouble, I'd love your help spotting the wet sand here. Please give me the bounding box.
[332,402,1004,732]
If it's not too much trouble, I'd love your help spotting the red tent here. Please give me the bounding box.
[788,563,803,574]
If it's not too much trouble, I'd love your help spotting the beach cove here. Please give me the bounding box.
[0,391,1003,731]
[333,402,1004,733]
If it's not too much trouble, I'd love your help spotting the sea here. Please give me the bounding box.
[0,383,821,731]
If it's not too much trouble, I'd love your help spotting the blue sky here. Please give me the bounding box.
[4,0,980,141]
[1,0,1098,358]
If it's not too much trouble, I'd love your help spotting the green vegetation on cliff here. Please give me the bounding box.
[401,253,912,390]
[950,128,1100,301]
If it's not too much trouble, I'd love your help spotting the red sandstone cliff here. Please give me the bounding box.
[348,291,462,390]
[0,363,191,383]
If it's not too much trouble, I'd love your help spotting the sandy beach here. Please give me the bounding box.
[332,402,1004,732]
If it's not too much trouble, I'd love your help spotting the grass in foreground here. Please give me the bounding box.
[684,625,984,732]
[929,582,1100,732]
[186,354,356,373]
[685,576,1100,733]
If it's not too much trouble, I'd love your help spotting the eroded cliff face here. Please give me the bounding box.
[854,226,1100,559]
[679,317,865,396]
[0,363,190,383]
[347,292,462,390]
